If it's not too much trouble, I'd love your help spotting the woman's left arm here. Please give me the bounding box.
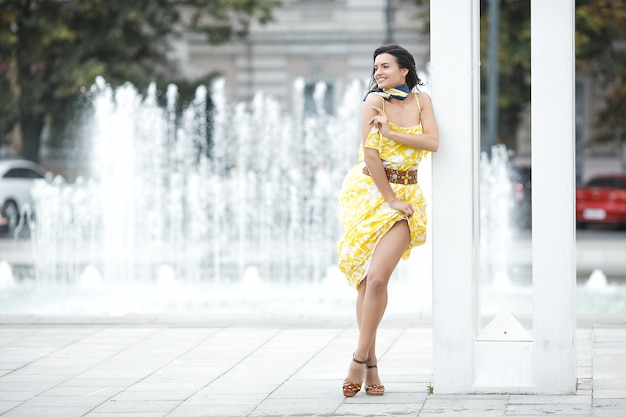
[378,92,439,152]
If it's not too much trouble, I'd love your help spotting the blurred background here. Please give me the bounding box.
[2,0,624,180]
[0,0,625,317]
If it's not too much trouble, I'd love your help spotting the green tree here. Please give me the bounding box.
[415,0,626,149]
[0,0,276,162]
[576,0,626,144]
[483,0,626,149]
[480,0,530,151]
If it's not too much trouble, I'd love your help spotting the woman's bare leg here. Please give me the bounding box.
[356,282,380,387]
[344,220,410,386]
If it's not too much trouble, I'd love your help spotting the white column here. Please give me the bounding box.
[430,0,480,393]
[531,0,577,394]
[431,0,576,394]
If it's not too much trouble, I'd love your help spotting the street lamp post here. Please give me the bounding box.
[386,0,394,44]
[485,0,500,153]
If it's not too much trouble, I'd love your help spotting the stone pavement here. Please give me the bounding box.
[0,314,625,417]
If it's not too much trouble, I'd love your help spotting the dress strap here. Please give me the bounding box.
[414,93,421,111]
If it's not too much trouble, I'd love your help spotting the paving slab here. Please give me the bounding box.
[0,314,624,416]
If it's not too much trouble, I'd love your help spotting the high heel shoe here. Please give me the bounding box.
[365,364,385,396]
[342,354,369,397]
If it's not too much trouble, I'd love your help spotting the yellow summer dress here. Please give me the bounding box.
[337,93,429,289]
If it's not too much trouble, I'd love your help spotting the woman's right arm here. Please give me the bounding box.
[361,95,414,218]
[371,92,439,152]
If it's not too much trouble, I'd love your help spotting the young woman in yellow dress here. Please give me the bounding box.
[338,44,439,397]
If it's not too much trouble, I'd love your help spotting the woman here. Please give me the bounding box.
[337,44,439,397]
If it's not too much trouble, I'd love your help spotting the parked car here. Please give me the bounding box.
[576,173,626,229]
[0,159,50,235]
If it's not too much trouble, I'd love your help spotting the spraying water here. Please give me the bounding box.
[480,144,516,290]
[29,77,362,286]
[3,82,623,316]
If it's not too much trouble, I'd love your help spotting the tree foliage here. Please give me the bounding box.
[0,0,276,161]
[486,0,626,148]
[576,0,626,144]
[480,0,530,150]
[415,0,626,148]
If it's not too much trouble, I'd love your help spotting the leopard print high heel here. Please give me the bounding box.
[365,364,385,396]
[342,354,369,397]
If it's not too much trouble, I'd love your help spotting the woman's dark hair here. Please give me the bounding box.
[368,44,423,91]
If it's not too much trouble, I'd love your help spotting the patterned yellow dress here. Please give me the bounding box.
[337,93,429,289]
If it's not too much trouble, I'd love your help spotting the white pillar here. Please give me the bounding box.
[431,0,480,393]
[431,0,576,394]
[531,0,577,393]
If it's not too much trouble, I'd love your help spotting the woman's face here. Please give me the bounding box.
[373,53,408,89]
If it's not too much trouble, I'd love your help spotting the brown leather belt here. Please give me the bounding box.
[362,166,418,184]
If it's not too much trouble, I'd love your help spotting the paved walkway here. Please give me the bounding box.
[0,314,625,417]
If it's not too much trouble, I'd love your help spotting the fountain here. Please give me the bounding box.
[28,77,361,287]
[0,76,435,315]
[0,260,15,289]
[586,268,608,290]
[477,144,536,318]
[480,144,517,290]
[0,78,623,316]
[477,145,626,317]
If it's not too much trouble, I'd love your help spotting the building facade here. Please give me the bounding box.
[170,0,623,181]
[172,0,429,111]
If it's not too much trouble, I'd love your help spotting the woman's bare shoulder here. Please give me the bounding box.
[362,93,385,114]
[363,92,385,105]
[416,91,432,103]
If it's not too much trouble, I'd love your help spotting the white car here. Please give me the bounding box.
[0,159,50,235]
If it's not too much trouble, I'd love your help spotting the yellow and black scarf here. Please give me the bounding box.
[363,83,410,101]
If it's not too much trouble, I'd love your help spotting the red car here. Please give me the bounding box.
[576,173,626,229]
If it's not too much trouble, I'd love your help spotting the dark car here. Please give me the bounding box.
[576,173,626,229]
[0,159,50,235]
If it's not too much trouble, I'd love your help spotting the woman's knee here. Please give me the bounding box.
[364,273,388,295]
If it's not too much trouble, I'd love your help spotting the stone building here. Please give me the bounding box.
[171,0,429,111]
[170,0,623,180]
